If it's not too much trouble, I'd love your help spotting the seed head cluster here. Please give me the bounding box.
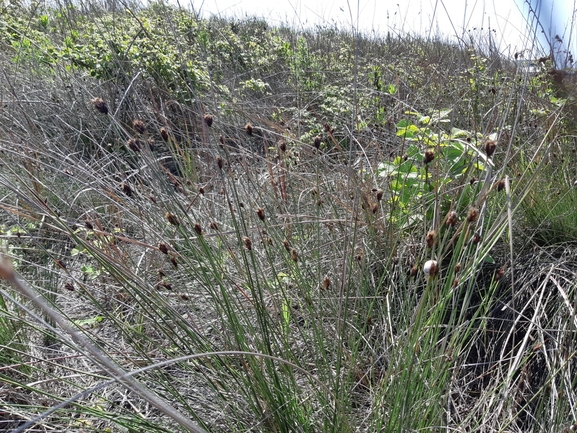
[165,212,180,226]
[243,237,252,250]
[291,249,298,262]
[204,114,214,127]
[127,138,141,152]
[91,97,108,114]
[256,207,265,221]
[467,207,479,223]
[485,140,497,158]
[132,119,146,134]
[446,211,458,227]
[424,149,435,164]
[314,135,322,149]
[426,230,436,248]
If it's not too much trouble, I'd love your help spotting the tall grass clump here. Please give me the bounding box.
[0,0,577,432]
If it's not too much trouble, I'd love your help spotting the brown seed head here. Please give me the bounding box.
[485,140,497,158]
[291,249,298,262]
[194,223,202,236]
[410,265,418,277]
[165,212,180,227]
[470,177,477,185]
[216,156,223,170]
[127,138,141,152]
[160,127,169,141]
[283,239,291,252]
[279,141,287,153]
[199,186,205,195]
[424,149,435,164]
[472,233,482,244]
[85,220,94,230]
[91,97,108,114]
[497,179,505,192]
[495,266,505,281]
[452,278,460,288]
[170,256,178,269]
[314,135,322,149]
[121,182,133,196]
[159,243,169,255]
[256,207,265,221]
[158,281,173,291]
[209,221,219,230]
[446,211,458,227]
[204,114,213,127]
[425,260,438,277]
[132,119,146,134]
[426,230,436,248]
[243,237,252,250]
[64,282,75,291]
[467,207,479,223]
[180,293,189,301]
[322,276,331,290]
[245,123,253,135]
[376,189,384,201]
[454,262,461,273]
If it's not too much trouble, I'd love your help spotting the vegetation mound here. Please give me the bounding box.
[1,1,576,431]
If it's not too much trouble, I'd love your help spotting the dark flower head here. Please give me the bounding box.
[314,135,322,149]
[91,97,108,114]
[485,140,497,158]
[132,119,146,134]
[204,114,213,127]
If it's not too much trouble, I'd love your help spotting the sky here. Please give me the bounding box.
[188,0,576,64]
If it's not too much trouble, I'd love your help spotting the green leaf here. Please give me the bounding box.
[74,316,104,328]
[71,246,85,256]
[377,161,398,177]
[419,115,430,125]
[396,124,420,139]
[431,108,452,123]
[450,127,470,138]
[484,255,495,264]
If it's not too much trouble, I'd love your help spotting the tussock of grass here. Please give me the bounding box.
[0,1,576,432]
